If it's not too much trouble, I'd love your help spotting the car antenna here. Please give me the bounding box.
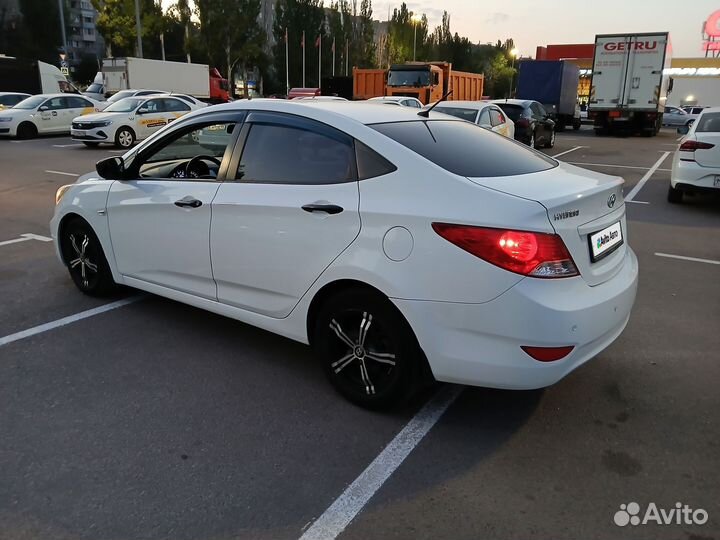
[417,89,453,118]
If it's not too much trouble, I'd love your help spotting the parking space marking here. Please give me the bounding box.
[52,144,84,148]
[625,152,671,202]
[551,146,585,159]
[45,170,79,177]
[299,385,462,540]
[655,252,720,265]
[0,297,142,348]
[567,162,671,172]
[0,233,53,248]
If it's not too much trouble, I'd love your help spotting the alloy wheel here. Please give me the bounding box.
[67,232,99,289]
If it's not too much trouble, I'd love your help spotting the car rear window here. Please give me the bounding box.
[695,112,720,132]
[370,120,556,177]
[496,104,524,121]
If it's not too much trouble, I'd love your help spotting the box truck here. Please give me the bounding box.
[588,32,671,136]
[353,62,484,104]
[101,57,229,103]
[516,60,581,131]
[0,56,80,94]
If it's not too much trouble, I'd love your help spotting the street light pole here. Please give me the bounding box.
[413,22,417,61]
[57,0,68,55]
[508,48,519,99]
[134,0,143,58]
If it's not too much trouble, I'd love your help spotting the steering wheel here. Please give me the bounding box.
[184,155,221,179]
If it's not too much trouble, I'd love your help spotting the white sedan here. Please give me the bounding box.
[0,93,100,138]
[431,101,515,139]
[51,101,638,408]
[71,95,202,148]
[0,92,31,111]
[669,107,720,203]
[368,96,424,108]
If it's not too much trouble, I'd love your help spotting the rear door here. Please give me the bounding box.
[65,95,96,124]
[624,33,668,110]
[161,97,192,125]
[210,111,361,318]
[693,112,720,168]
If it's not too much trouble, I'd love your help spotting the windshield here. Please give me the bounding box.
[371,120,556,177]
[695,112,720,132]
[434,107,478,122]
[496,104,524,122]
[388,69,431,87]
[86,83,103,93]
[107,91,135,104]
[13,96,46,110]
[104,97,143,113]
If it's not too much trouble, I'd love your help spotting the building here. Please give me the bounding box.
[536,43,720,108]
[65,0,104,65]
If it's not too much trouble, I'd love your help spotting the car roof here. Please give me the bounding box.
[697,106,720,114]
[434,101,495,110]
[491,99,532,107]
[33,93,94,99]
[369,96,413,102]
[0,91,30,96]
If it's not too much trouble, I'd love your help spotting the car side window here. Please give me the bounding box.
[355,141,397,180]
[162,98,191,112]
[236,118,355,185]
[478,108,491,127]
[42,97,67,110]
[531,103,546,118]
[66,96,92,109]
[141,99,161,113]
[136,121,238,179]
[489,108,506,127]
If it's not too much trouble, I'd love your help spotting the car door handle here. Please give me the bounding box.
[301,203,344,215]
[174,196,202,208]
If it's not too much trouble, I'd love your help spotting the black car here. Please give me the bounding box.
[492,99,556,149]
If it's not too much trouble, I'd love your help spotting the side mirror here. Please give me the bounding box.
[96,156,125,179]
[677,126,689,135]
[39,105,48,111]
[137,108,149,115]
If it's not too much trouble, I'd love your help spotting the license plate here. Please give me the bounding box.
[714,176,720,187]
[589,221,623,262]
[72,130,86,137]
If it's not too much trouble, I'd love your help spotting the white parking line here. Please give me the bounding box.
[568,162,671,172]
[299,385,462,540]
[0,233,53,247]
[0,297,143,348]
[625,152,671,202]
[551,146,585,159]
[655,252,720,265]
[52,143,83,148]
[44,170,79,176]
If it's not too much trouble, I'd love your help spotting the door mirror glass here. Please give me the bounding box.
[137,108,149,115]
[96,156,125,179]
[39,105,48,111]
[677,125,690,135]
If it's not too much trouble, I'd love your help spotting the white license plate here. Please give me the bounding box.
[72,130,86,137]
[714,176,720,187]
[589,221,623,262]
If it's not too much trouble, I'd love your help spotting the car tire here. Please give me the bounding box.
[115,127,135,148]
[667,185,683,204]
[573,120,581,130]
[544,129,556,148]
[528,131,536,148]
[16,121,37,140]
[59,218,117,296]
[82,142,100,148]
[314,288,427,409]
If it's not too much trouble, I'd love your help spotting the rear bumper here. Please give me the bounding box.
[393,248,638,389]
[671,158,720,191]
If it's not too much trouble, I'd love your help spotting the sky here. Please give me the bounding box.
[371,0,720,58]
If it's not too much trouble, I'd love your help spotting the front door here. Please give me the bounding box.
[135,97,169,140]
[106,116,242,299]
[37,97,67,133]
[211,111,361,318]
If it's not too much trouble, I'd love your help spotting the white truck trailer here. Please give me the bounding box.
[589,32,671,136]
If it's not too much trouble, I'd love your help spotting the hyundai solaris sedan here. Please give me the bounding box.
[51,100,638,408]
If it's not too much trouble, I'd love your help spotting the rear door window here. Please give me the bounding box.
[371,120,556,177]
[496,104,524,122]
[478,109,491,127]
[435,107,478,122]
[695,113,720,132]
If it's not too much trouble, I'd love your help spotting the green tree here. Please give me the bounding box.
[92,0,165,57]
[387,3,428,64]
[272,0,325,90]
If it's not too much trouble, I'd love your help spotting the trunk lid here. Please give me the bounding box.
[468,162,626,286]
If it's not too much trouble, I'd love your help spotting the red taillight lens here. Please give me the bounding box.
[521,345,574,362]
[679,140,715,151]
[432,223,579,278]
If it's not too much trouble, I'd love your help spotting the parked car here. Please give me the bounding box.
[663,106,695,127]
[52,101,637,408]
[431,101,515,139]
[0,93,100,138]
[368,96,423,108]
[492,99,555,148]
[101,89,165,110]
[668,107,720,203]
[681,106,707,115]
[71,95,203,148]
[0,91,31,110]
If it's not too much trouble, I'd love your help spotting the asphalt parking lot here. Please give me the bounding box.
[1,126,719,540]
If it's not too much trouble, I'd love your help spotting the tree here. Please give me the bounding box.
[272,0,325,90]
[91,0,165,57]
[387,3,428,64]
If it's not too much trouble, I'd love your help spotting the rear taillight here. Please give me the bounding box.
[679,140,715,151]
[432,223,579,278]
[521,345,574,362]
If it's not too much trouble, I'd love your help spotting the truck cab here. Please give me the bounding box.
[386,63,445,104]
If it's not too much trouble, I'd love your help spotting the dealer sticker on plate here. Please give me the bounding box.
[589,221,623,262]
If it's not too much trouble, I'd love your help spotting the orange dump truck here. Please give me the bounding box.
[353,62,484,104]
